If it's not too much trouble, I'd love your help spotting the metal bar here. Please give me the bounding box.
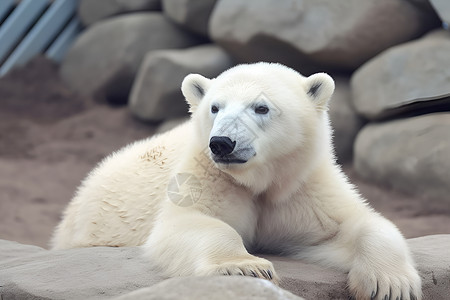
[0,0,78,76]
[0,0,48,63]
[45,16,81,62]
[0,0,15,22]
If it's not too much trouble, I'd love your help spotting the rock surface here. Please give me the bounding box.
[354,113,450,212]
[79,0,161,26]
[0,240,163,300]
[1,235,450,299]
[351,30,450,120]
[60,13,201,104]
[129,44,234,122]
[163,0,217,37]
[209,0,438,73]
[114,276,304,300]
[408,235,450,300]
[329,77,364,162]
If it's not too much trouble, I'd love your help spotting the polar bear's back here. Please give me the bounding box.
[51,121,191,249]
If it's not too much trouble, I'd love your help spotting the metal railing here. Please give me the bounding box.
[0,0,81,76]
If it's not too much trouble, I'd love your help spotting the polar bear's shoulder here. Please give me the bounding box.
[86,120,192,182]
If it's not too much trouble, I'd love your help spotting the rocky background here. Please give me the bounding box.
[1,0,450,299]
[61,0,450,207]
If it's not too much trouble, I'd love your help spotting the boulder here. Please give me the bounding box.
[0,240,163,299]
[1,235,450,299]
[162,0,217,37]
[351,30,450,120]
[129,44,234,122]
[113,276,304,300]
[79,0,162,27]
[60,13,202,105]
[209,0,438,73]
[329,77,364,162]
[0,239,46,261]
[354,113,450,213]
[408,235,450,299]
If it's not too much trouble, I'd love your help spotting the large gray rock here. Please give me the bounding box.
[0,240,162,299]
[1,235,450,299]
[129,44,234,122]
[163,0,217,37]
[79,0,162,26]
[354,113,450,212]
[209,0,438,73]
[351,30,450,120]
[0,239,46,261]
[114,276,304,300]
[408,235,450,299]
[329,77,364,162]
[60,13,201,104]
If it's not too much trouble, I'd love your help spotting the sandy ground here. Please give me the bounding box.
[0,57,449,249]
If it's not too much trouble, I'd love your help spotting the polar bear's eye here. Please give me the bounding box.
[211,105,219,114]
[255,105,269,114]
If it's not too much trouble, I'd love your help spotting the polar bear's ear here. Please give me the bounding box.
[181,74,211,113]
[304,73,335,111]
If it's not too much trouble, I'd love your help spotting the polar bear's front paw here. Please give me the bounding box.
[348,263,421,300]
[201,255,279,285]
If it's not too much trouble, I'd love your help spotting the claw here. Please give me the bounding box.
[267,269,273,279]
[371,282,379,300]
[250,270,257,277]
[259,269,269,279]
[371,291,376,299]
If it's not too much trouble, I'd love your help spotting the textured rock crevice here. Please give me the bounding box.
[351,30,450,121]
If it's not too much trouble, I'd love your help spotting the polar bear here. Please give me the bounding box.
[52,62,421,300]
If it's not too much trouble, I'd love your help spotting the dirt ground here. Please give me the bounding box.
[0,57,449,249]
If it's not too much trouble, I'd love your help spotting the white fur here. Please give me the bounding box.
[52,63,421,300]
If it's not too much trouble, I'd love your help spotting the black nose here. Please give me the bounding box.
[209,136,236,156]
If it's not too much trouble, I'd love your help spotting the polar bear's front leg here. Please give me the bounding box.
[344,215,422,300]
[143,203,278,283]
[304,213,421,300]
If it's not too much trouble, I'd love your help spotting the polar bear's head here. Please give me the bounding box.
[181,63,335,194]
